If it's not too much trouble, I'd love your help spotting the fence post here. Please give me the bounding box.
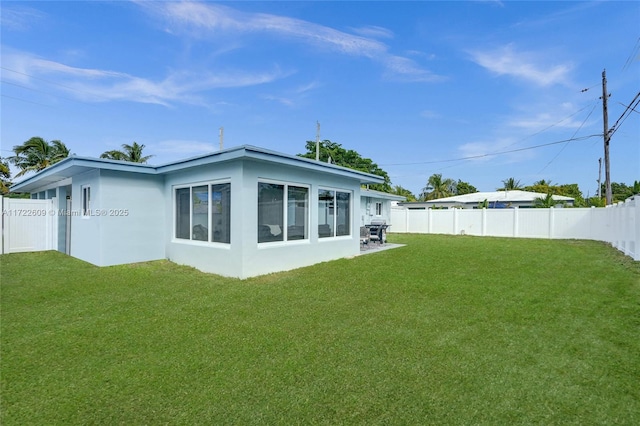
[481,208,486,236]
[453,208,459,234]
[549,207,555,239]
[513,208,519,238]
[404,208,409,233]
[427,208,432,234]
[634,196,640,260]
[1,196,4,255]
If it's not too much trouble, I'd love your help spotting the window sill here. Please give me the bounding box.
[171,239,231,249]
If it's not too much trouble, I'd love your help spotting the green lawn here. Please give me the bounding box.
[1,234,639,425]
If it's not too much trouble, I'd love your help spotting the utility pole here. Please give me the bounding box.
[601,69,612,205]
[219,127,224,150]
[315,121,320,161]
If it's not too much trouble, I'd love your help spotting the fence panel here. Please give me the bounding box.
[408,209,429,233]
[552,208,591,239]
[431,209,455,234]
[485,210,514,237]
[457,209,483,236]
[518,209,550,238]
[2,197,55,254]
[389,196,639,261]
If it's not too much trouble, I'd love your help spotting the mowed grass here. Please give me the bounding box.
[1,234,639,425]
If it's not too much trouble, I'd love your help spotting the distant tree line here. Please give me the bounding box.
[2,136,638,208]
[2,137,153,195]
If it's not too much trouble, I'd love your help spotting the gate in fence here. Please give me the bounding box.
[1,197,57,254]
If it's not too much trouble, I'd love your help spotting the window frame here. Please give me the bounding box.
[173,180,231,245]
[81,185,91,218]
[318,187,352,239]
[375,202,383,216]
[257,179,310,245]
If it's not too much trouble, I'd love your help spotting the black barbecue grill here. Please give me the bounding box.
[365,219,390,244]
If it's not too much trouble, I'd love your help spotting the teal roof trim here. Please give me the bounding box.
[11,145,384,193]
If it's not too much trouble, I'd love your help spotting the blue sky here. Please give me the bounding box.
[2,1,638,197]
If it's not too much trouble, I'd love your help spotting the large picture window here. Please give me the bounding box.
[318,189,351,238]
[175,182,231,244]
[258,182,309,243]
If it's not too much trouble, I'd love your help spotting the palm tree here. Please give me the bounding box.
[9,137,70,177]
[100,142,153,163]
[533,193,557,208]
[420,173,455,200]
[500,177,523,191]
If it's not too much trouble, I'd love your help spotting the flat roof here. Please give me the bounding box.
[11,145,385,193]
[399,190,574,206]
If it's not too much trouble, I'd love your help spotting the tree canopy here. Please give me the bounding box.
[420,174,456,200]
[419,175,478,201]
[455,179,478,195]
[499,177,523,191]
[100,142,153,163]
[298,140,391,192]
[391,185,417,201]
[0,158,11,194]
[600,181,640,203]
[524,182,585,207]
[9,137,70,177]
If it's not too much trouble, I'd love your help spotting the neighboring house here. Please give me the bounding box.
[360,188,406,226]
[400,190,575,209]
[10,145,385,279]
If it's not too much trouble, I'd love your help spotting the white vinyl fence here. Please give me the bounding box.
[1,197,57,254]
[391,195,640,261]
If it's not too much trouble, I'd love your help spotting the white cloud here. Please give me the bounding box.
[458,137,536,164]
[295,81,321,94]
[420,110,441,119]
[261,94,295,107]
[350,25,394,39]
[0,6,45,31]
[508,113,584,131]
[468,44,572,86]
[1,49,286,106]
[140,1,443,82]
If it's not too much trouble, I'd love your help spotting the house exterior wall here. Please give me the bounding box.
[69,169,165,266]
[163,158,362,279]
[239,158,361,278]
[360,195,393,225]
[164,160,243,278]
[97,170,165,266]
[69,169,102,265]
[10,147,384,278]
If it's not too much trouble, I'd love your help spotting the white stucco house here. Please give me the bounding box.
[399,190,575,209]
[10,145,398,278]
[360,188,406,226]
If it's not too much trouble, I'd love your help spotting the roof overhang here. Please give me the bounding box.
[361,188,406,201]
[10,145,384,193]
[10,156,156,193]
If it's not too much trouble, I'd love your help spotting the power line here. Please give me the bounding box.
[498,103,597,151]
[622,37,640,71]
[618,101,640,115]
[1,80,96,106]
[380,134,601,167]
[608,91,640,138]
[0,93,56,108]
[1,66,89,95]
[537,102,598,174]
